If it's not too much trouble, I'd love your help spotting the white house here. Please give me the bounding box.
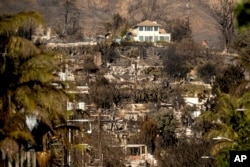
[77,102,86,111]
[67,101,74,111]
[58,72,75,81]
[66,101,86,111]
[129,20,171,43]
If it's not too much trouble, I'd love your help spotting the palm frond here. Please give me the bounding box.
[36,152,50,167]
[6,36,40,58]
[0,11,70,159]
[0,11,45,37]
[72,144,88,151]
[199,110,218,121]
[0,137,19,157]
[210,141,235,156]
[9,130,35,144]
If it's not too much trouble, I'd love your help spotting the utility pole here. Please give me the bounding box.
[104,32,111,66]
[134,62,137,103]
[97,109,102,167]
[186,0,191,36]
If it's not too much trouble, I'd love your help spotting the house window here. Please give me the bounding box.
[160,36,164,41]
[139,36,144,41]
[149,36,153,42]
[67,102,73,111]
[146,26,153,31]
[145,36,153,42]
[165,36,170,41]
[139,26,144,31]
[159,36,170,41]
[154,36,158,42]
[154,26,158,31]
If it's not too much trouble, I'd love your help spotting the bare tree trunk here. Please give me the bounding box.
[7,157,12,167]
[26,151,36,167]
[27,152,31,167]
[203,0,235,52]
[19,150,24,167]
[14,154,18,167]
[31,151,36,167]
[62,0,80,35]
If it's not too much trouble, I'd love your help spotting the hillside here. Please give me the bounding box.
[0,0,223,49]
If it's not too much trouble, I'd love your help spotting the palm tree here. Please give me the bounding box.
[0,11,69,166]
[200,92,250,166]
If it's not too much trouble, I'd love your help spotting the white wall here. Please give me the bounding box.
[67,101,74,111]
[77,102,86,110]
[66,101,86,111]
[184,97,200,106]
[58,72,75,81]
[133,26,171,42]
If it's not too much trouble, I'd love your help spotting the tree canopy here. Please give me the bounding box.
[234,0,250,30]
